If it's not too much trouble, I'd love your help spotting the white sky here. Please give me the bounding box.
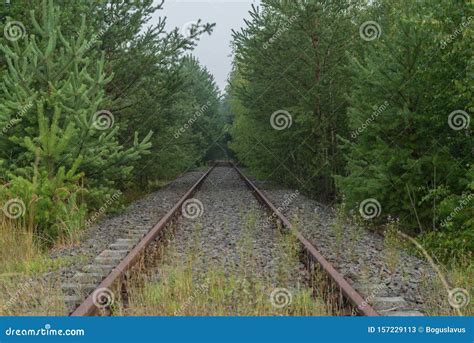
[151,0,260,92]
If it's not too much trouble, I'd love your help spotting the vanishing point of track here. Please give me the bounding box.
[70,161,381,316]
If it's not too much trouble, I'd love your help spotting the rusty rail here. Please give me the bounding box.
[71,161,378,316]
[71,165,215,316]
[231,162,379,316]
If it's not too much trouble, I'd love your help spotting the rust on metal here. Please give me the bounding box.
[71,165,215,316]
[72,161,378,316]
[231,162,379,316]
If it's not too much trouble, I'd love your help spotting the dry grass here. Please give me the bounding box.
[115,211,329,316]
[116,264,327,316]
[0,217,42,275]
[383,223,402,275]
[420,256,473,316]
[0,217,80,315]
[0,217,86,275]
[0,275,66,316]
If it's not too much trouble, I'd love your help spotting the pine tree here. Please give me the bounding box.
[335,0,472,259]
[0,0,151,240]
[229,0,358,200]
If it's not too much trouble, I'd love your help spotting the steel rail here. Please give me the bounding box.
[72,161,378,316]
[71,165,215,316]
[231,162,379,316]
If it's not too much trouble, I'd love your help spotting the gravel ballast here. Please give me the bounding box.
[51,171,205,283]
[160,166,307,286]
[255,181,435,314]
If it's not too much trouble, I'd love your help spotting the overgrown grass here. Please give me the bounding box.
[331,203,473,316]
[0,218,39,275]
[117,263,326,316]
[0,218,87,275]
[0,218,83,315]
[115,210,328,316]
[420,256,473,316]
[383,222,402,275]
[0,275,66,316]
[380,220,473,316]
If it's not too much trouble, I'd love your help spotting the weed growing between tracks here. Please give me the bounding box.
[114,211,328,316]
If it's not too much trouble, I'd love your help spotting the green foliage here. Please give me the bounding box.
[228,0,360,200]
[0,0,219,244]
[335,0,472,260]
[1,163,86,243]
[131,56,224,182]
[227,0,472,261]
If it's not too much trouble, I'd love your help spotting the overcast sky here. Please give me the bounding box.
[150,0,260,92]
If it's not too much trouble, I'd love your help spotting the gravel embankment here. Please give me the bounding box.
[47,165,435,316]
[50,171,205,282]
[158,166,307,286]
[255,182,435,313]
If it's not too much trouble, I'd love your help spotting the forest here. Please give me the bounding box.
[226,0,472,263]
[0,0,472,293]
[1,0,225,246]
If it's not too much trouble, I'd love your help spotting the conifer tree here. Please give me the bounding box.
[335,0,472,259]
[0,0,151,239]
[230,0,358,199]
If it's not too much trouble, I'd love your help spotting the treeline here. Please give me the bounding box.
[0,0,222,242]
[227,0,472,261]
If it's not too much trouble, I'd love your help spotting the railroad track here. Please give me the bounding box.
[64,161,422,316]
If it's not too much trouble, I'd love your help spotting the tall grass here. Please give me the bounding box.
[420,256,473,316]
[0,217,80,315]
[0,218,65,315]
[115,211,329,316]
[0,215,79,275]
[117,263,327,316]
[0,217,40,275]
[0,275,66,316]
